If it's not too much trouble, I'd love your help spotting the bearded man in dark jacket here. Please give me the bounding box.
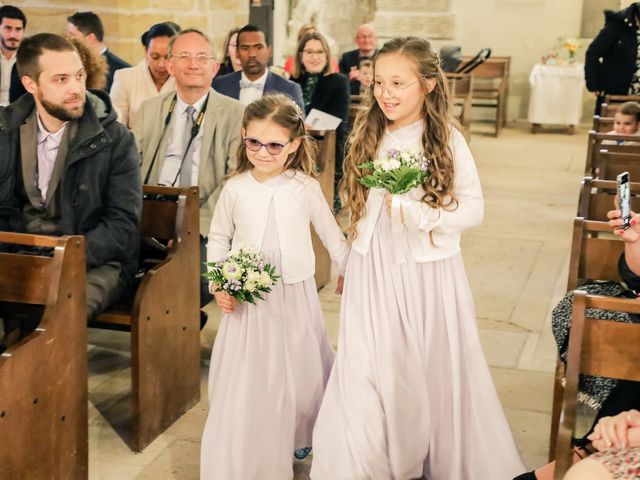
[0,33,141,348]
[585,2,640,114]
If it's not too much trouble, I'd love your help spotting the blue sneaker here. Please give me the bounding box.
[294,447,312,459]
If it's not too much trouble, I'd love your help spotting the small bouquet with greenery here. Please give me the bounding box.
[203,246,279,304]
[358,147,430,194]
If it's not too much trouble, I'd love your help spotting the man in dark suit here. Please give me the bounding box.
[0,5,27,105]
[339,23,378,95]
[213,24,304,110]
[66,11,130,92]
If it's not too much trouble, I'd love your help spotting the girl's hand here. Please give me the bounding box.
[607,208,640,243]
[213,290,238,314]
[588,409,640,450]
[335,275,345,295]
[384,194,404,223]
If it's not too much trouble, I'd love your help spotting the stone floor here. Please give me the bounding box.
[87,125,589,479]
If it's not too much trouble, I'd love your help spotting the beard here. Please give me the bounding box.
[38,93,85,122]
[1,37,20,51]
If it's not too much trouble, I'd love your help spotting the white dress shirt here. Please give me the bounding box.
[36,114,68,199]
[207,170,349,283]
[0,52,17,106]
[110,60,176,129]
[158,92,207,187]
[238,70,268,106]
[351,122,484,262]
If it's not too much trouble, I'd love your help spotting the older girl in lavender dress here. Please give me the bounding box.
[310,37,526,479]
[200,94,349,480]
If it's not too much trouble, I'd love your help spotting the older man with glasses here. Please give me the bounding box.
[134,28,244,329]
[339,23,378,95]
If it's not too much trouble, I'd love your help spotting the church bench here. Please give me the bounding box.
[577,176,640,221]
[593,149,640,181]
[0,233,88,479]
[548,218,625,458]
[553,292,640,478]
[309,129,337,289]
[585,131,640,177]
[591,115,614,133]
[91,184,201,452]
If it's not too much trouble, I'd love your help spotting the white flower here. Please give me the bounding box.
[245,280,257,293]
[222,262,243,280]
[381,158,401,172]
[246,270,261,283]
[259,271,273,287]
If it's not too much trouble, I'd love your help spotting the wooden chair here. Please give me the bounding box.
[553,292,640,479]
[446,72,474,140]
[548,218,625,458]
[592,116,614,133]
[308,129,337,289]
[91,185,201,452]
[595,150,640,181]
[585,131,640,176]
[348,94,368,130]
[461,55,511,136]
[577,176,640,221]
[0,233,87,479]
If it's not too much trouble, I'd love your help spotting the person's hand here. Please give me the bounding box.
[592,91,601,98]
[607,207,640,242]
[335,275,345,295]
[212,289,238,313]
[384,194,404,223]
[349,66,361,82]
[588,409,640,450]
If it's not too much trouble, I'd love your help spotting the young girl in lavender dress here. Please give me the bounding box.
[200,94,349,480]
[310,37,526,480]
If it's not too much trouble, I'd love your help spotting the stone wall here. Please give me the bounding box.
[10,0,248,64]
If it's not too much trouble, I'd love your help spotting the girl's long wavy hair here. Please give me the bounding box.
[234,94,317,177]
[340,36,459,240]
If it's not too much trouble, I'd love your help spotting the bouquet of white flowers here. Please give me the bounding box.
[203,246,279,304]
[358,147,430,194]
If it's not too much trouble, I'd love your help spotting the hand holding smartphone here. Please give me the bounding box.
[617,171,631,230]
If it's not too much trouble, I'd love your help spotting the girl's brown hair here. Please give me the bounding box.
[234,94,318,176]
[63,34,108,89]
[293,31,333,78]
[340,36,459,240]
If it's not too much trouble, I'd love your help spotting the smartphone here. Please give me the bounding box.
[617,171,631,229]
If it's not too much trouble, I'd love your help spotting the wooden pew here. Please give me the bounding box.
[553,292,640,479]
[603,94,640,107]
[592,115,614,133]
[584,131,640,176]
[309,129,337,289]
[0,233,87,479]
[348,94,368,131]
[91,185,201,452]
[461,55,511,136]
[446,72,474,140]
[577,176,640,221]
[600,102,619,118]
[548,218,625,458]
[595,149,640,180]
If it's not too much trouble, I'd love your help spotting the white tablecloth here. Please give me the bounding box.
[527,63,585,125]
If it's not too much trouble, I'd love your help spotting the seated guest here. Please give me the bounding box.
[283,23,339,77]
[290,31,349,211]
[603,101,640,145]
[358,58,373,95]
[0,5,27,104]
[0,33,141,349]
[66,11,130,91]
[134,29,244,328]
[339,23,378,95]
[110,22,178,129]
[564,409,640,480]
[213,24,304,110]
[65,35,108,90]
[514,206,640,480]
[214,27,241,78]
